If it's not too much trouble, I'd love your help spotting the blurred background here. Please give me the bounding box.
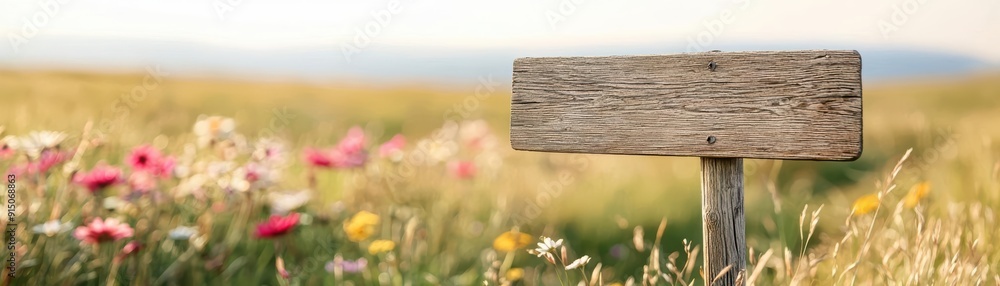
[2,0,999,284]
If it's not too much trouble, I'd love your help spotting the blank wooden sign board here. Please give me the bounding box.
[509,50,862,285]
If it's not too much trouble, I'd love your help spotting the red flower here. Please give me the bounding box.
[447,160,477,179]
[125,145,174,178]
[73,218,134,244]
[254,213,300,239]
[74,164,123,193]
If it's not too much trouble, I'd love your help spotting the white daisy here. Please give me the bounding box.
[31,220,74,237]
[27,130,68,149]
[565,255,591,270]
[530,236,564,257]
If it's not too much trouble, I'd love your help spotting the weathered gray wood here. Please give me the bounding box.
[701,158,746,286]
[510,50,862,161]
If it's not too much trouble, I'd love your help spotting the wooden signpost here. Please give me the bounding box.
[509,50,862,285]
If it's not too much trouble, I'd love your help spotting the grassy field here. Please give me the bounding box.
[1,69,999,285]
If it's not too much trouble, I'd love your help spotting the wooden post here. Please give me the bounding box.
[508,50,863,286]
[701,158,746,285]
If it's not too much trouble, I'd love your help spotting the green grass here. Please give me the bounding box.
[1,70,999,285]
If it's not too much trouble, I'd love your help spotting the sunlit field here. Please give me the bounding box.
[2,70,999,285]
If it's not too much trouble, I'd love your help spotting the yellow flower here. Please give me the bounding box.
[904,182,930,208]
[344,211,380,242]
[368,239,396,254]
[492,231,533,252]
[852,193,880,216]
[505,268,525,282]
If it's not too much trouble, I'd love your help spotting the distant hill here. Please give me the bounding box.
[1,36,995,84]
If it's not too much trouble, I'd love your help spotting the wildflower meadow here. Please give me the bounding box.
[2,71,999,285]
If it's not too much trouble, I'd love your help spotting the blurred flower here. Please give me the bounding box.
[459,120,497,150]
[415,138,457,165]
[447,160,476,179]
[565,255,591,270]
[125,145,175,178]
[339,126,366,150]
[17,130,68,157]
[505,268,525,282]
[26,130,68,149]
[8,150,70,176]
[31,220,74,237]
[244,162,280,188]
[252,138,287,164]
[73,218,134,244]
[193,116,236,147]
[0,135,15,158]
[254,213,300,238]
[116,241,143,262]
[126,145,161,172]
[304,148,335,168]
[331,127,368,168]
[493,231,533,252]
[219,170,251,193]
[168,226,199,240]
[276,257,290,279]
[344,211,379,242]
[904,182,930,208]
[326,257,367,274]
[268,190,311,214]
[367,239,396,254]
[378,134,406,161]
[529,237,563,257]
[852,193,880,216]
[128,171,158,193]
[74,164,123,193]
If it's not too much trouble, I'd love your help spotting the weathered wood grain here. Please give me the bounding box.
[510,50,863,161]
[701,158,746,285]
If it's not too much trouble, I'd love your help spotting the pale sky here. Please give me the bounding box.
[2,0,999,61]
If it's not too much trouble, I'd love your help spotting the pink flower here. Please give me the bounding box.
[125,145,174,178]
[447,160,477,179]
[328,127,368,168]
[74,164,123,193]
[73,218,134,244]
[304,148,334,168]
[128,171,157,193]
[245,163,261,183]
[329,148,367,169]
[337,127,366,154]
[378,134,406,159]
[254,213,300,238]
[8,150,69,176]
[0,141,13,159]
[303,127,368,169]
[116,241,143,262]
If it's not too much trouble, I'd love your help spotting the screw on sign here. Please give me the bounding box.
[509,50,862,285]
